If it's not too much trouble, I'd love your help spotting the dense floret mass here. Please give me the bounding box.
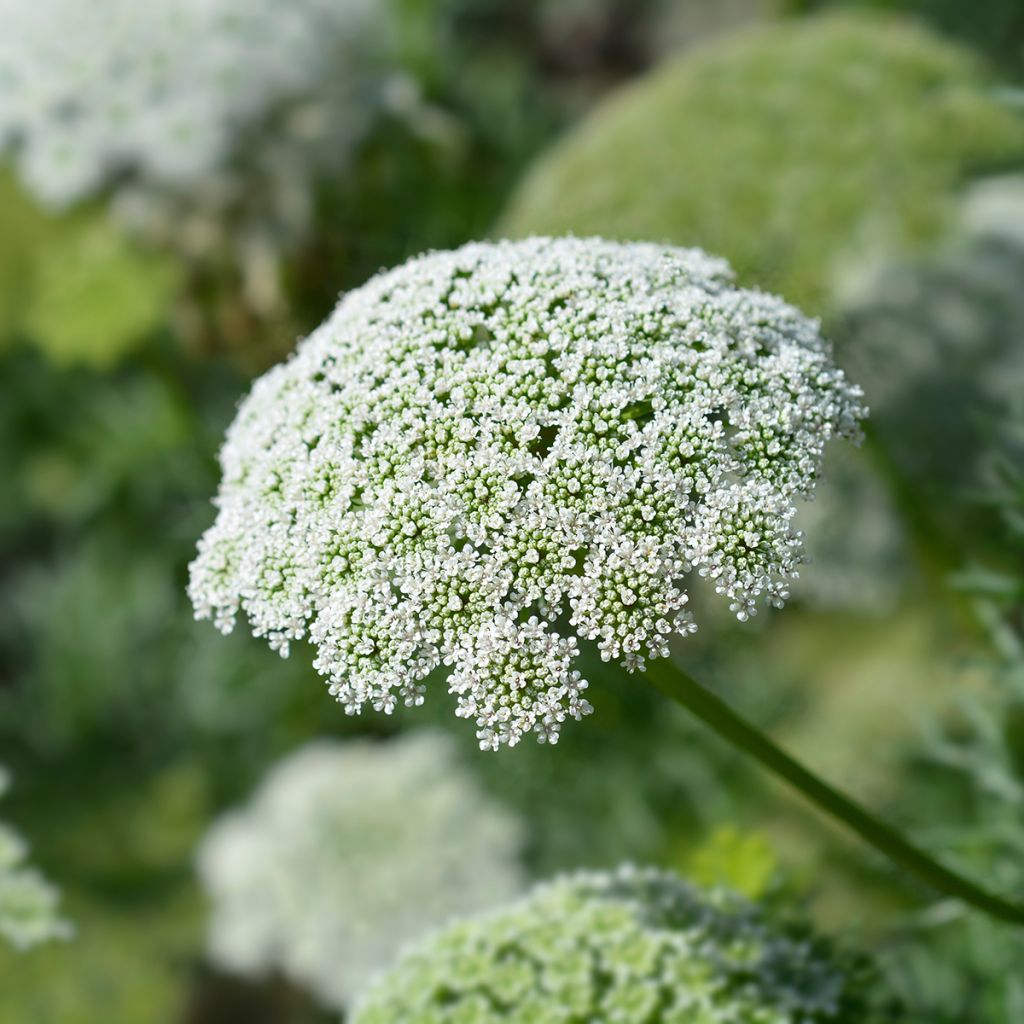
[498,13,1024,314]
[353,865,887,1023]
[189,237,865,748]
[196,732,524,1010]
[0,0,381,207]
[0,766,71,951]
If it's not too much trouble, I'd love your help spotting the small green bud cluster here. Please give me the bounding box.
[353,864,888,1023]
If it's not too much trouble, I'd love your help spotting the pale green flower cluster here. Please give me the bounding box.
[0,766,71,951]
[190,237,864,748]
[196,732,524,1011]
[498,12,1024,315]
[0,0,382,208]
[353,864,886,1024]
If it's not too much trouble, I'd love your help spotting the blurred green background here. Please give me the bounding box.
[0,0,1022,1021]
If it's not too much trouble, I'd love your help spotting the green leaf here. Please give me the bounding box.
[23,215,178,369]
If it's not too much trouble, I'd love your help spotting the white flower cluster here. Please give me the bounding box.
[0,0,381,208]
[195,731,524,1010]
[0,766,71,951]
[190,238,865,748]
[353,864,884,1023]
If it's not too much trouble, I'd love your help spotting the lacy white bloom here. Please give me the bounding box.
[353,864,885,1023]
[0,0,381,208]
[196,732,524,1010]
[190,238,865,748]
[0,766,71,951]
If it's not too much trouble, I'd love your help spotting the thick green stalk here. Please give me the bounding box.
[642,658,1024,924]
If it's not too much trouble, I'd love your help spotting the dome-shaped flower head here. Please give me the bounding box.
[189,237,865,749]
[196,732,524,1010]
[352,864,888,1023]
[0,0,382,208]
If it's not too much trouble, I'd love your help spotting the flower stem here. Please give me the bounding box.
[642,658,1024,924]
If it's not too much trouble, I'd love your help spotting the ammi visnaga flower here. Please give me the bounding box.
[196,732,523,1010]
[189,238,864,748]
[352,865,886,1024]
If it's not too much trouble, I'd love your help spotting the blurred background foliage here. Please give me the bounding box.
[0,0,1022,1021]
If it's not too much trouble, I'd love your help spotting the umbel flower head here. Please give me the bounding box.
[352,864,888,1023]
[189,237,865,748]
[196,731,524,1010]
[0,0,382,208]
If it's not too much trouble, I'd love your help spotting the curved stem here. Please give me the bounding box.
[642,658,1024,924]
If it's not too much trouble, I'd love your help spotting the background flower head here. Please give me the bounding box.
[196,731,524,1010]
[498,11,1024,315]
[0,0,384,210]
[0,765,71,951]
[353,863,890,1023]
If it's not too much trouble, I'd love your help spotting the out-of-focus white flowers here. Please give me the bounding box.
[195,731,524,1011]
[353,864,885,1023]
[961,174,1024,245]
[190,237,864,748]
[0,766,71,951]
[836,177,1024,529]
[498,13,1024,316]
[0,0,383,209]
[793,445,911,611]
[790,175,1024,612]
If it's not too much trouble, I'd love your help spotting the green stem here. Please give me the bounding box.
[642,658,1024,924]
